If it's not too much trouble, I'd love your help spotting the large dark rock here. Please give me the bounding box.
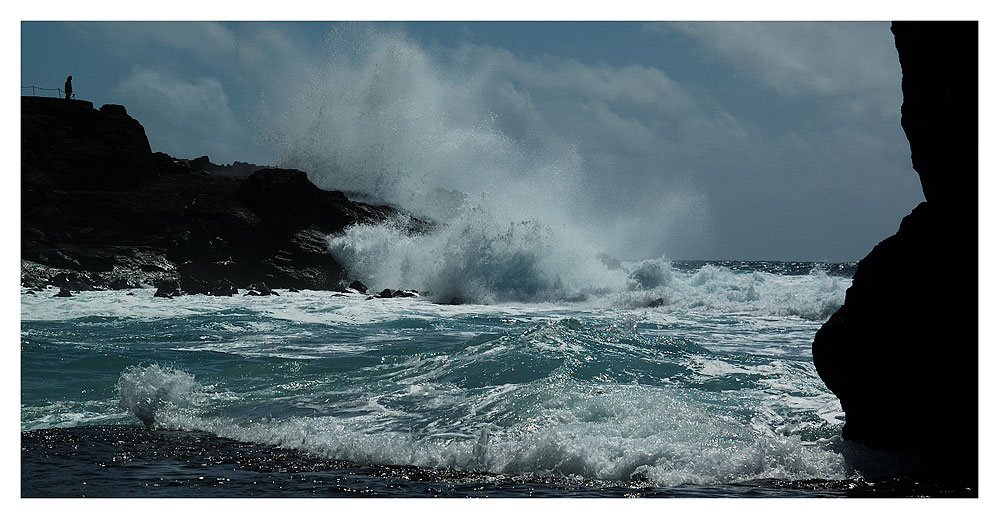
[20,96,425,293]
[245,282,277,296]
[812,22,977,485]
[154,279,182,298]
[21,98,154,190]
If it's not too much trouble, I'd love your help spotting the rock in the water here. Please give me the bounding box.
[377,288,394,298]
[246,282,275,296]
[178,272,210,295]
[647,297,664,308]
[348,280,368,294]
[154,279,181,298]
[55,286,72,297]
[108,277,140,290]
[210,279,238,297]
[392,289,418,298]
[52,271,95,291]
[812,21,977,484]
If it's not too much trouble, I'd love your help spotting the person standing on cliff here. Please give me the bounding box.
[64,76,72,100]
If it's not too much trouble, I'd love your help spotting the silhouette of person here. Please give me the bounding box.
[64,76,72,100]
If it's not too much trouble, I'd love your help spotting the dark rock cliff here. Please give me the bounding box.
[20,96,420,292]
[812,22,977,484]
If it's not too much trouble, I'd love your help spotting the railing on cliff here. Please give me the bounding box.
[22,86,75,99]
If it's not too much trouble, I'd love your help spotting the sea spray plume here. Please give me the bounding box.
[117,364,201,429]
[627,257,673,290]
[261,25,628,254]
[259,25,609,302]
[266,25,531,214]
[327,206,628,304]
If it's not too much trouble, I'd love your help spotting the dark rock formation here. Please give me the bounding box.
[812,22,977,485]
[22,99,154,190]
[154,279,181,298]
[188,155,264,178]
[348,280,368,294]
[20,96,425,292]
[245,282,277,296]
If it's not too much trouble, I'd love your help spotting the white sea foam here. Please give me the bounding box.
[115,361,851,486]
[20,260,849,326]
[328,210,626,305]
[117,363,206,428]
[169,381,850,486]
[21,400,127,431]
[599,260,850,320]
[324,237,850,319]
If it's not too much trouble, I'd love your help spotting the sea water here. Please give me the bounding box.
[24,258,958,497]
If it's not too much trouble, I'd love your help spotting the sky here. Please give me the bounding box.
[20,19,927,262]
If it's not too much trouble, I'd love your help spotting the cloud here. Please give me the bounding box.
[116,67,244,161]
[60,21,920,260]
[74,21,314,108]
[260,23,920,260]
[258,28,738,259]
[655,22,900,99]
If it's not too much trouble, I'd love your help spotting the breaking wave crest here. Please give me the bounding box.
[328,210,626,305]
[117,364,206,429]
[329,221,849,319]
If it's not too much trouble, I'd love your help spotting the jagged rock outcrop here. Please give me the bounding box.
[20,96,424,292]
[22,98,154,190]
[812,22,977,484]
[187,155,264,178]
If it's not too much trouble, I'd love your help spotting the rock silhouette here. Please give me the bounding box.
[20,96,426,293]
[812,21,978,486]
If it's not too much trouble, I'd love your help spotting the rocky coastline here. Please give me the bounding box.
[21,96,426,297]
[21,21,979,488]
[812,21,978,485]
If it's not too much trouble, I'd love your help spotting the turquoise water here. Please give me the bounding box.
[21,261,894,496]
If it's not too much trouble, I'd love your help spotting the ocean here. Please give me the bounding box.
[23,258,971,498]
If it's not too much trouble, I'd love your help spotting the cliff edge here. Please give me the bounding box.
[21,96,419,293]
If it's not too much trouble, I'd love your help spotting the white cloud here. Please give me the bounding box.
[116,67,243,161]
[260,28,741,259]
[77,21,313,96]
[67,21,920,260]
[656,22,900,102]
[76,22,237,65]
